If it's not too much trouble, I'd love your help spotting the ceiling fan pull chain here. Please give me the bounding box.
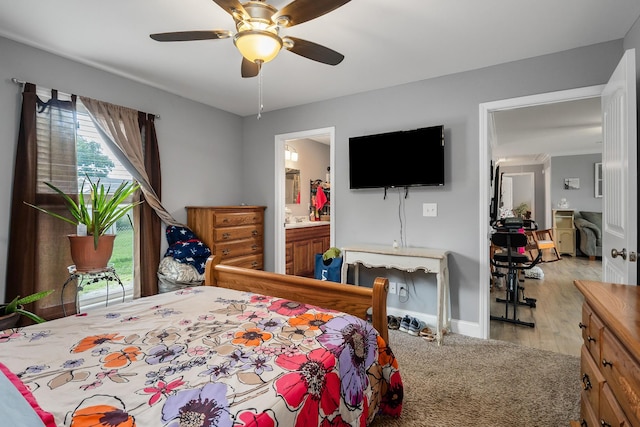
[257,60,264,119]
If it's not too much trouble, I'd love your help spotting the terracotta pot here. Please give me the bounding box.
[68,234,116,272]
[0,305,21,330]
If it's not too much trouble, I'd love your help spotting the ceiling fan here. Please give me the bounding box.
[150,0,350,78]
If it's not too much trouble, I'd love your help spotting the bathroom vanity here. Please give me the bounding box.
[285,222,330,277]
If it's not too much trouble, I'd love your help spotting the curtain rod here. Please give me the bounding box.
[11,77,160,119]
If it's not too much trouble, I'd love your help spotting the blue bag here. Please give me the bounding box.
[314,253,342,282]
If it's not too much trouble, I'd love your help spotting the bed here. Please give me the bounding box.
[0,256,402,426]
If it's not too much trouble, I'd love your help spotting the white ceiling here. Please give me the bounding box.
[1,0,638,159]
[492,97,603,164]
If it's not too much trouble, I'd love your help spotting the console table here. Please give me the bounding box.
[340,244,450,344]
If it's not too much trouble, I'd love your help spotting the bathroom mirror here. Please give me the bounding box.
[285,168,301,204]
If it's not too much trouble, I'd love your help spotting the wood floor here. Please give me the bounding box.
[489,254,601,357]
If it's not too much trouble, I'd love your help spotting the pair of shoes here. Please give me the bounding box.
[422,333,436,342]
[387,315,401,330]
[408,318,427,336]
[398,315,412,333]
[419,326,436,341]
[418,326,432,337]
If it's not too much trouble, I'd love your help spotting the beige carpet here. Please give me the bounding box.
[372,330,581,427]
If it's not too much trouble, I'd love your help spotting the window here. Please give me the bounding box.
[36,88,135,308]
[594,162,603,198]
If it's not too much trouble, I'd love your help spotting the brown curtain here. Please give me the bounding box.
[6,84,78,321]
[139,113,162,296]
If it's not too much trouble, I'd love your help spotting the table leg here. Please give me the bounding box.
[354,263,360,286]
[436,272,443,345]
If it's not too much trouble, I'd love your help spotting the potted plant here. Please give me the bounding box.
[513,202,530,218]
[0,290,55,330]
[25,175,142,271]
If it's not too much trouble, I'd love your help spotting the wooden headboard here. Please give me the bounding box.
[204,256,389,343]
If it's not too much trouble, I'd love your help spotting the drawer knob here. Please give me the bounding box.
[251,261,259,268]
[600,420,612,427]
[578,322,587,330]
[222,218,229,223]
[251,244,258,251]
[252,230,258,236]
[222,249,231,256]
[222,232,231,239]
[587,336,596,343]
[601,359,613,368]
[581,373,592,390]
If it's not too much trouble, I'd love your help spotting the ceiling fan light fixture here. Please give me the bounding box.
[234,29,282,63]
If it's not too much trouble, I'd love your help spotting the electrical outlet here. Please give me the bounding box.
[388,282,397,294]
[423,203,437,217]
[398,283,408,297]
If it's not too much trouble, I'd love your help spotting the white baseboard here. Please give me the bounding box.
[387,308,485,339]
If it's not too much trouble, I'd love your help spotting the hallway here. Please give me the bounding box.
[490,255,601,356]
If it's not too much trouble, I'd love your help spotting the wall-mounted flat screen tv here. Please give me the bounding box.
[349,125,445,189]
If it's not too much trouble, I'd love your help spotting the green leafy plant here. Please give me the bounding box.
[513,202,530,218]
[25,175,143,249]
[1,290,55,324]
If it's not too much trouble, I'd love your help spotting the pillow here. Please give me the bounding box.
[579,211,602,228]
[158,256,204,283]
[0,363,56,427]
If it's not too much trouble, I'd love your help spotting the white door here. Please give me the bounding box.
[501,176,513,211]
[601,49,637,285]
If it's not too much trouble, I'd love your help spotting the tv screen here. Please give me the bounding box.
[349,125,445,189]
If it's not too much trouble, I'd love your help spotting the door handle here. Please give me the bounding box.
[611,248,627,260]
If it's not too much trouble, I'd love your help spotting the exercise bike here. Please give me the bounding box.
[490,217,542,328]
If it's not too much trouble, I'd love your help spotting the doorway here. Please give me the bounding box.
[274,127,335,274]
[501,173,535,218]
[479,85,604,340]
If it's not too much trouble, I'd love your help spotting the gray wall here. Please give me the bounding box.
[0,36,245,300]
[240,40,625,333]
[550,153,603,212]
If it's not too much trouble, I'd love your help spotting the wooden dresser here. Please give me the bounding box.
[186,206,266,270]
[573,280,640,427]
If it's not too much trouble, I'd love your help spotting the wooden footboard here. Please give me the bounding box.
[204,256,389,343]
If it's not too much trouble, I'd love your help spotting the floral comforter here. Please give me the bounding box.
[0,286,402,426]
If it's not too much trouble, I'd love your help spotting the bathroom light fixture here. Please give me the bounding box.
[285,144,298,162]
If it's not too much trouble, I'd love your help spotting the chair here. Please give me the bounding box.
[526,229,561,262]
[490,217,542,328]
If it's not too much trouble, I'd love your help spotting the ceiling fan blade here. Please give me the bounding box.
[285,37,344,65]
[241,58,260,78]
[211,0,247,19]
[274,0,350,27]
[150,30,231,42]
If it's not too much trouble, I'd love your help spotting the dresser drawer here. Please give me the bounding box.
[213,224,262,242]
[581,303,591,342]
[581,345,605,414]
[600,383,631,427]
[213,238,263,260]
[584,305,604,364]
[580,390,599,427]
[214,211,263,227]
[222,254,263,270]
[601,329,640,426]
